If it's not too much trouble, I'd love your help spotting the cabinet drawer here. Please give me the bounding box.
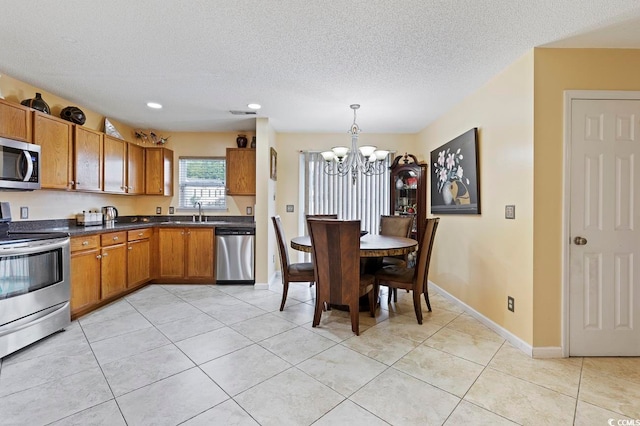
[128,228,153,241]
[71,235,100,252]
[101,231,127,246]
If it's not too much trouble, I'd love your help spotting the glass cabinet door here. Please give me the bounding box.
[390,153,427,240]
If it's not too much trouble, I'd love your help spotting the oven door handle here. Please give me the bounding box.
[17,150,34,182]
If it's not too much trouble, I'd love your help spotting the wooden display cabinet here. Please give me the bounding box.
[389,153,428,242]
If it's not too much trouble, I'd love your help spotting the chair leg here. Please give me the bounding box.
[279,281,289,311]
[350,302,360,336]
[413,290,423,324]
[424,289,432,312]
[312,298,323,328]
[393,288,398,302]
[368,289,375,317]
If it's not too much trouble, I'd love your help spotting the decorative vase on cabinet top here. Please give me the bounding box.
[21,92,50,115]
[236,134,248,148]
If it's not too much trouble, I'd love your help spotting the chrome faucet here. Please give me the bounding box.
[196,202,203,222]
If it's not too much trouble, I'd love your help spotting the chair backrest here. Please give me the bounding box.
[414,217,440,289]
[307,219,361,306]
[305,214,338,234]
[380,215,414,238]
[272,215,292,281]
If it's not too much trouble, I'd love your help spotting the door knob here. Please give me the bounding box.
[574,236,588,245]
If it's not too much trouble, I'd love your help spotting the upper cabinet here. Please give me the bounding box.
[389,153,428,242]
[0,99,32,142]
[126,142,145,195]
[74,126,103,192]
[103,135,126,194]
[33,112,74,190]
[226,148,255,195]
[145,147,173,196]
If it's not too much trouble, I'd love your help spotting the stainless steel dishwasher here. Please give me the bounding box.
[215,227,255,284]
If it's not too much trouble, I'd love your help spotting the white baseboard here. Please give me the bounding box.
[429,281,561,358]
[254,282,269,290]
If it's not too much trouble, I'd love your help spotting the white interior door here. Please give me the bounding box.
[569,98,640,356]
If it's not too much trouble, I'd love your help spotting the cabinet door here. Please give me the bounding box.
[145,147,173,195]
[0,99,32,141]
[186,228,214,279]
[101,243,127,299]
[128,239,150,287]
[158,228,185,278]
[103,135,126,193]
[226,148,256,195]
[127,143,145,194]
[70,248,101,315]
[74,127,103,191]
[33,112,73,189]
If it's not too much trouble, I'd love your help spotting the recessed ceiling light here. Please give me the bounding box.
[147,102,163,109]
[247,103,261,110]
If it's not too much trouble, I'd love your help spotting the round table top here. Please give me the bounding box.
[290,234,418,257]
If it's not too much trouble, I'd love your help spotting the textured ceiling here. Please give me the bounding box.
[1,1,640,134]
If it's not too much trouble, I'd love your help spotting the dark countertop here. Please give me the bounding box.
[10,215,255,237]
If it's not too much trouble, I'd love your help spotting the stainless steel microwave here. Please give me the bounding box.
[0,137,41,191]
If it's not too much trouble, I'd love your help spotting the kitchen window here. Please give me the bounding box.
[178,157,227,210]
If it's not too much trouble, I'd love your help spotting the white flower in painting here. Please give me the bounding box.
[439,168,448,182]
[456,166,464,179]
[437,150,446,166]
[446,153,456,169]
[433,144,469,193]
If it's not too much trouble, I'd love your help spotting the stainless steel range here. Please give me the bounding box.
[0,203,70,359]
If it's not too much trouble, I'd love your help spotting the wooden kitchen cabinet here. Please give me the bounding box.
[74,126,103,192]
[0,98,32,141]
[100,232,127,299]
[158,227,214,281]
[186,228,214,279]
[127,228,152,287]
[126,142,145,194]
[70,235,101,316]
[33,112,73,189]
[145,147,173,195]
[103,135,126,193]
[226,148,255,195]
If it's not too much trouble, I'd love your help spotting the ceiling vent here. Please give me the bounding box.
[229,110,257,115]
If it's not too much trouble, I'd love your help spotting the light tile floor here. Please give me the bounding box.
[1,283,639,425]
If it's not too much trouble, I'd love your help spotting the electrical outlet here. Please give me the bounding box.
[246,206,253,215]
[20,206,28,219]
[286,204,294,213]
[156,207,162,214]
[507,296,515,312]
[505,205,515,219]
[169,206,174,214]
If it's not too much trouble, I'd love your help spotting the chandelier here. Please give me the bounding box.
[321,104,389,184]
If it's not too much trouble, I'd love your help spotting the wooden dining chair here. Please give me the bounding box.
[272,215,315,311]
[305,214,337,234]
[380,215,414,267]
[308,218,375,336]
[374,217,439,324]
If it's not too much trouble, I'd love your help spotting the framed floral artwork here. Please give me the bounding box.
[270,147,277,181]
[430,128,480,214]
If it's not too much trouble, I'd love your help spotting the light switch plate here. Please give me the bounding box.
[286,204,294,213]
[246,206,253,215]
[156,207,162,214]
[20,206,28,219]
[505,205,515,219]
[169,207,175,214]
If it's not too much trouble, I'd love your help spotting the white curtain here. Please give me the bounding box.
[302,151,391,235]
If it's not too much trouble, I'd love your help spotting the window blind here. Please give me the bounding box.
[178,157,227,210]
[303,151,391,234]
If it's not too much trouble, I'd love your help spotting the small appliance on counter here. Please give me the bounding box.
[76,211,103,226]
[102,206,118,224]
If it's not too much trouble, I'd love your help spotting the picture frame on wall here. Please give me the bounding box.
[430,128,481,214]
[270,147,277,181]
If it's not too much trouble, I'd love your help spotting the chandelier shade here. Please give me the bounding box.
[321,104,390,184]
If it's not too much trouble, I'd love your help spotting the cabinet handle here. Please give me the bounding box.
[128,246,133,250]
[181,232,184,235]
[82,241,89,246]
[69,181,75,185]
[138,232,144,236]
[103,252,108,257]
[96,254,102,259]
[76,181,80,185]
[113,236,118,240]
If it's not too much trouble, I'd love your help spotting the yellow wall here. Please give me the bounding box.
[417,51,535,344]
[273,133,417,267]
[532,48,640,346]
[0,73,255,220]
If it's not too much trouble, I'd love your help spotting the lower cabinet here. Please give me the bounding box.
[70,228,153,317]
[158,227,214,281]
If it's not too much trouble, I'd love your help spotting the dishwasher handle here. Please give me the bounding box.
[215,228,255,236]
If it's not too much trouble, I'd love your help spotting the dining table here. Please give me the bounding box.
[290,233,418,257]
